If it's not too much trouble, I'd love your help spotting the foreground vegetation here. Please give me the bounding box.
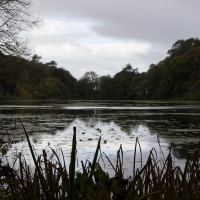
[0,120,199,200]
[1,38,200,101]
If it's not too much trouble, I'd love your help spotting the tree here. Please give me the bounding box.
[188,81,200,100]
[167,38,200,57]
[52,67,76,98]
[145,64,162,99]
[130,73,147,99]
[0,0,41,56]
[38,77,67,100]
[45,60,58,67]
[77,71,99,99]
[122,63,138,74]
[31,54,42,63]
[98,75,113,99]
[83,71,99,84]
[113,64,138,99]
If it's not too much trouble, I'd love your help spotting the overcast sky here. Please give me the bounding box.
[30,0,200,79]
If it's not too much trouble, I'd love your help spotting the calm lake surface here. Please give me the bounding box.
[1,100,200,177]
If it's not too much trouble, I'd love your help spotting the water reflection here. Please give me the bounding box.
[10,118,162,176]
[1,101,200,176]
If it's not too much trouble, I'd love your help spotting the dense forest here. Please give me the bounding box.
[0,53,76,100]
[1,37,200,101]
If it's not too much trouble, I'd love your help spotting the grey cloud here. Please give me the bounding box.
[31,0,200,78]
[31,32,90,46]
[38,44,165,79]
[33,0,200,46]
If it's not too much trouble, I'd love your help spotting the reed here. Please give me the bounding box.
[0,120,200,199]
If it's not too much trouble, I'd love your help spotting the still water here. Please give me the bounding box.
[0,100,200,177]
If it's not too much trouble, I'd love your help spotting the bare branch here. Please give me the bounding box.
[0,0,42,57]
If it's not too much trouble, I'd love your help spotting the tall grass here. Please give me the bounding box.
[0,119,200,199]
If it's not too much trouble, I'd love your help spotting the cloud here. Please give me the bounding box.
[35,19,91,34]
[33,41,164,79]
[33,0,200,45]
[31,31,90,46]
[31,19,93,45]
[31,0,200,78]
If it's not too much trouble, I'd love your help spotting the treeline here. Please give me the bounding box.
[1,37,200,100]
[76,38,200,100]
[0,53,76,100]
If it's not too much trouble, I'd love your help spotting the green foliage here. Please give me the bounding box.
[31,54,42,63]
[2,37,200,100]
[75,44,200,100]
[146,64,163,99]
[168,37,200,56]
[98,75,114,100]
[188,81,200,100]
[45,60,58,67]
[76,71,99,99]
[144,38,200,100]
[112,64,139,100]
[0,54,76,100]
[130,73,147,100]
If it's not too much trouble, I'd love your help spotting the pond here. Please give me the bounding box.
[0,100,200,177]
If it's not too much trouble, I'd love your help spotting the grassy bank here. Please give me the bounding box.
[0,120,200,200]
